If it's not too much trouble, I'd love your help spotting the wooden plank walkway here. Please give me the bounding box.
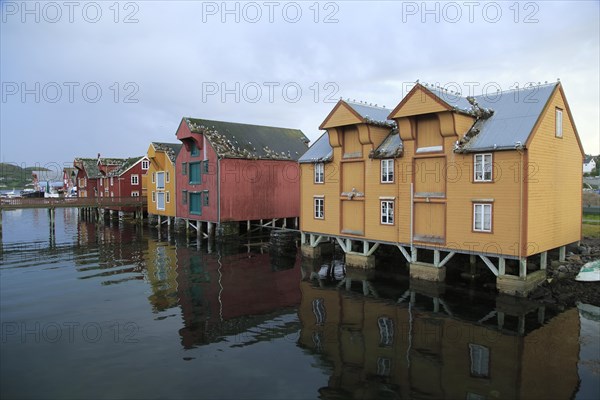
[0,196,144,210]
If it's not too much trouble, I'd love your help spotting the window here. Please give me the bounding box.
[182,162,188,175]
[381,201,394,225]
[182,190,188,205]
[314,197,324,219]
[556,108,563,137]
[473,203,492,232]
[189,192,202,215]
[100,179,103,186]
[151,172,155,184]
[377,357,391,377]
[131,191,139,197]
[166,171,170,183]
[378,317,394,347]
[189,162,201,184]
[474,154,492,182]
[110,177,113,186]
[156,172,165,189]
[142,160,149,170]
[190,142,200,156]
[203,160,209,174]
[151,191,156,202]
[131,175,139,185]
[312,298,326,325]
[157,192,165,210]
[203,190,209,206]
[381,159,394,183]
[469,344,490,378]
[314,163,324,183]
[166,191,170,203]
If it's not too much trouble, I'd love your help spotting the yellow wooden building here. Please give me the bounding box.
[299,81,584,295]
[146,142,182,225]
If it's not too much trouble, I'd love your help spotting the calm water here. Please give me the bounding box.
[1,209,598,400]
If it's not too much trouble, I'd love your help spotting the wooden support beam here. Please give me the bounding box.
[519,258,527,278]
[559,246,566,262]
[499,257,506,275]
[434,250,440,267]
[479,255,499,276]
[397,245,411,263]
[540,251,547,270]
[366,243,379,257]
[411,247,418,263]
[438,251,456,268]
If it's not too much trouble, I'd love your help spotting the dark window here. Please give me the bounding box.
[191,142,200,156]
[203,160,209,173]
[203,190,209,206]
[182,190,188,205]
[189,162,201,184]
[190,192,202,215]
[182,162,188,175]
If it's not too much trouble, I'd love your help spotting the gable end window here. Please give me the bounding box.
[555,108,563,138]
[381,159,394,183]
[474,154,492,182]
[190,142,200,156]
[314,163,324,183]
[141,160,149,170]
[131,175,139,185]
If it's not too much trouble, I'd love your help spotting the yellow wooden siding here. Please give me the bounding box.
[390,86,448,118]
[414,202,445,241]
[526,88,583,255]
[414,157,446,196]
[454,113,476,138]
[342,201,364,235]
[369,125,392,150]
[342,127,362,157]
[416,115,443,149]
[321,103,362,129]
[146,145,177,217]
[300,163,340,235]
[342,161,364,193]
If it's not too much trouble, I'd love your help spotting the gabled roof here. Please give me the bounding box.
[73,158,107,178]
[584,155,596,164]
[396,82,565,153]
[151,142,182,164]
[320,100,396,130]
[184,118,308,161]
[370,132,403,159]
[107,156,147,177]
[298,132,333,164]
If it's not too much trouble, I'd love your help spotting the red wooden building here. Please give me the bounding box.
[73,156,126,198]
[175,117,308,237]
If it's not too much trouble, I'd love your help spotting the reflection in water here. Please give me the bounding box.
[298,276,584,400]
[0,209,597,400]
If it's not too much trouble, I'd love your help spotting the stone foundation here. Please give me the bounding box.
[409,262,446,282]
[496,270,547,297]
[345,253,375,269]
[301,244,322,259]
[216,221,239,237]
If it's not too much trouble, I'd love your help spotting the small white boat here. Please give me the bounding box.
[575,260,600,282]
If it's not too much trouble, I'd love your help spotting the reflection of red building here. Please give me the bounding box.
[175,246,301,348]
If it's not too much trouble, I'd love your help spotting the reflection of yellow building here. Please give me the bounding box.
[298,281,580,399]
[145,240,179,312]
[147,142,182,221]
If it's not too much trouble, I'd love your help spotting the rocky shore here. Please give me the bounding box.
[530,238,600,307]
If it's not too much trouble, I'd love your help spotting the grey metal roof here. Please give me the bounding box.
[370,133,403,159]
[152,142,182,164]
[298,132,333,164]
[185,118,308,161]
[345,101,394,124]
[108,156,146,177]
[422,82,558,152]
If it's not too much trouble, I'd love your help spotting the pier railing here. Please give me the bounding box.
[0,196,145,210]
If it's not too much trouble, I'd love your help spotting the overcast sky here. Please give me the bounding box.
[1,0,598,173]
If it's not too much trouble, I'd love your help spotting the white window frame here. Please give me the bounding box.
[166,191,170,203]
[314,163,324,183]
[469,343,490,377]
[110,177,113,186]
[156,192,165,211]
[381,159,394,183]
[473,203,492,232]
[151,172,155,184]
[156,171,165,190]
[381,200,394,225]
[314,197,324,219]
[100,178,103,186]
[555,108,563,138]
[131,191,139,197]
[474,154,492,182]
[131,174,139,185]
[151,191,155,202]
[378,316,394,347]
[141,160,150,170]
[166,171,170,183]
